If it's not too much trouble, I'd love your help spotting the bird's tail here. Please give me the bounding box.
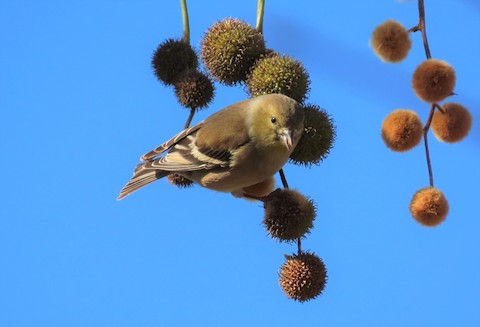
[117,165,169,200]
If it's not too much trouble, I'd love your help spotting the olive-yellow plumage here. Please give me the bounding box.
[118,94,304,200]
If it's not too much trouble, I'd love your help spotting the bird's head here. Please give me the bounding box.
[249,94,305,152]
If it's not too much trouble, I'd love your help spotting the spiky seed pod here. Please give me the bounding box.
[431,103,473,143]
[263,189,316,242]
[381,109,423,152]
[201,18,266,85]
[151,38,198,85]
[174,70,215,109]
[246,55,310,103]
[279,252,327,302]
[410,187,449,227]
[290,104,336,166]
[167,173,194,188]
[412,59,456,103]
[371,20,412,63]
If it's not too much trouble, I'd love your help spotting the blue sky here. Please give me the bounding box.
[1,1,479,326]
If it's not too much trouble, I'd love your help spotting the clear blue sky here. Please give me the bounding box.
[1,1,479,326]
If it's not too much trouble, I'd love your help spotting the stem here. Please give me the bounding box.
[297,238,302,254]
[180,0,190,43]
[417,0,432,59]
[423,104,436,186]
[279,169,289,189]
[184,108,195,129]
[256,0,265,33]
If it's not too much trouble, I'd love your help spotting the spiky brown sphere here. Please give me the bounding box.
[371,20,412,63]
[381,109,423,152]
[263,189,316,242]
[412,59,456,103]
[174,70,215,109]
[431,103,473,143]
[167,173,194,188]
[410,187,449,227]
[151,38,198,85]
[246,55,310,103]
[279,252,327,302]
[290,104,336,166]
[201,18,265,85]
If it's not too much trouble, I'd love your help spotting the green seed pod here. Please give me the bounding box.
[151,38,198,85]
[246,55,310,103]
[201,18,266,85]
[263,189,316,242]
[174,70,215,109]
[279,251,327,302]
[290,104,336,166]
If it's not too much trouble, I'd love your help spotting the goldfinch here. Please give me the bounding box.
[117,93,304,200]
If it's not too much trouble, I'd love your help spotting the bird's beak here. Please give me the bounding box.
[279,128,294,151]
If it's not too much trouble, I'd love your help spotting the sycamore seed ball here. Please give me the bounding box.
[431,103,473,143]
[201,18,265,85]
[174,70,215,110]
[410,187,449,227]
[371,20,412,63]
[263,189,316,242]
[151,38,198,85]
[279,252,327,302]
[247,55,310,103]
[290,104,336,166]
[381,109,424,152]
[412,59,456,103]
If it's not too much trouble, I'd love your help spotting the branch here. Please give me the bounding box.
[256,0,265,33]
[180,0,190,43]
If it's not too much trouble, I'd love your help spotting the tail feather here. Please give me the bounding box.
[117,168,169,200]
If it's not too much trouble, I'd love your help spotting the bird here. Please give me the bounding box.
[117,93,304,200]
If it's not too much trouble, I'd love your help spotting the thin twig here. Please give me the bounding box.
[279,168,289,189]
[180,0,190,43]
[256,0,265,33]
[423,104,436,186]
[184,108,196,129]
[417,0,432,59]
[297,238,302,254]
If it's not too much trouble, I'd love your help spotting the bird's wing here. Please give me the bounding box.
[141,123,203,161]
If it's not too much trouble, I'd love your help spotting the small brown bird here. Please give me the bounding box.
[118,94,304,200]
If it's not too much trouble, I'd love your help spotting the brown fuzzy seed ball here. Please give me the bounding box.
[371,20,412,63]
[201,18,265,85]
[381,109,424,152]
[290,104,336,166]
[279,252,327,302]
[410,187,449,227]
[431,103,473,143]
[412,59,456,103]
[263,189,316,242]
[167,173,194,188]
[151,38,198,85]
[246,55,310,103]
[174,70,215,109]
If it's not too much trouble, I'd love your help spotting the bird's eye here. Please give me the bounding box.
[271,117,277,124]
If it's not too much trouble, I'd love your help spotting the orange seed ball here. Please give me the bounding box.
[381,109,423,152]
[412,59,456,103]
[371,20,412,63]
[431,103,473,143]
[410,187,449,227]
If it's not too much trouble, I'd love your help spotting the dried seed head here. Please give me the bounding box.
[431,103,473,143]
[279,252,327,302]
[167,173,194,188]
[263,189,316,242]
[412,59,456,103]
[201,18,265,85]
[174,70,215,109]
[381,109,423,152]
[290,104,336,166]
[410,187,449,227]
[371,20,412,63]
[246,55,310,103]
[151,38,198,85]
